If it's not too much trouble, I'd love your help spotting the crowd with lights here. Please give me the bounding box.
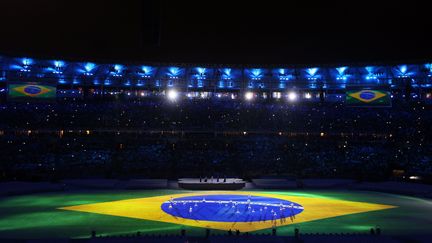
[0,94,431,182]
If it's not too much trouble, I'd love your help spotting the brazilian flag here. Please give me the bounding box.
[346,88,391,107]
[8,84,57,99]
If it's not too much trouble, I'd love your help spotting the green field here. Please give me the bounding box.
[0,189,431,239]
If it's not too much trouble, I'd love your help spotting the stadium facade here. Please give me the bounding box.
[0,54,431,101]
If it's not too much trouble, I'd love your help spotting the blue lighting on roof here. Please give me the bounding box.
[365,66,379,80]
[222,68,232,80]
[54,60,64,68]
[112,64,123,77]
[9,64,23,71]
[85,63,96,72]
[395,65,412,78]
[141,66,153,78]
[365,66,375,74]
[168,67,181,77]
[104,79,111,86]
[50,60,65,74]
[307,68,319,76]
[142,66,153,74]
[22,58,32,66]
[425,64,432,77]
[78,62,96,76]
[306,68,319,80]
[197,67,206,75]
[18,58,33,72]
[250,69,263,80]
[2,54,432,91]
[398,65,407,74]
[336,67,348,81]
[277,69,292,81]
[114,64,123,72]
[196,67,207,80]
[252,69,261,76]
[336,67,347,75]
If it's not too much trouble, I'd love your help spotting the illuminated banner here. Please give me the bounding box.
[346,87,391,107]
[8,84,57,99]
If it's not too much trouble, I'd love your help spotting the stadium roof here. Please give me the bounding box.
[1,54,431,90]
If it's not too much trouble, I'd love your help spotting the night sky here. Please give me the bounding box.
[1,0,431,65]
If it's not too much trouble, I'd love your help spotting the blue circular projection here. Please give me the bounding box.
[359,91,376,100]
[24,86,42,95]
[161,194,303,222]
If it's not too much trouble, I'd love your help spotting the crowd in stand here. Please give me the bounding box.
[0,98,431,182]
[0,98,429,133]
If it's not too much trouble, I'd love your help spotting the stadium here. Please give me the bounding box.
[1,1,432,243]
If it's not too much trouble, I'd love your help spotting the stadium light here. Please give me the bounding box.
[305,93,312,99]
[288,91,298,101]
[245,92,254,101]
[167,89,179,101]
[273,92,282,99]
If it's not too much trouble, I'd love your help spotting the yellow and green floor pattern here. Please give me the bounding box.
[0,190,431,239]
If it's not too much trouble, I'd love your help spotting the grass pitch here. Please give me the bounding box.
[0,190,431,239]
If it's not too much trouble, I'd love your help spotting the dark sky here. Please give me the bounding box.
[1,0,431,65]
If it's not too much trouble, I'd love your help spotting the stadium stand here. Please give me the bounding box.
[1,54,432,241]
[13,231,426,243]
[124,179,168,189]
[252,179,298,189]
[350,181,432,198]
[0,181,64,196]
[178,178,245,190]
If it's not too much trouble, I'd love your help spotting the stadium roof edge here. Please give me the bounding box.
[1,52,431,69]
